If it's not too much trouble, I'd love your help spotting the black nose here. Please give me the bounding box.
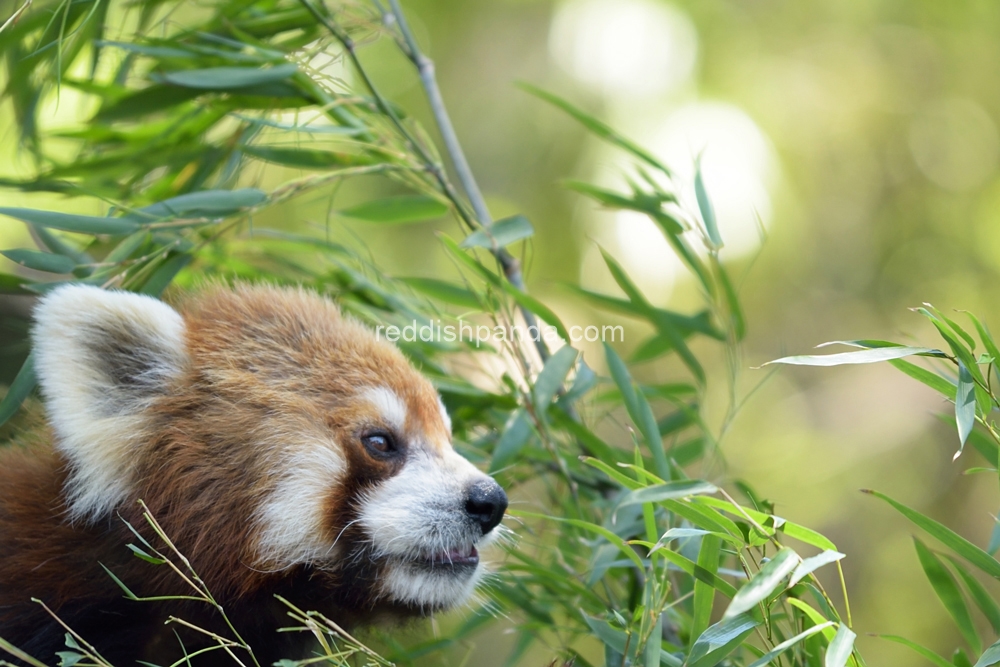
[465,479,508,535]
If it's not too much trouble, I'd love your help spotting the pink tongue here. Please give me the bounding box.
[434,547,478,562]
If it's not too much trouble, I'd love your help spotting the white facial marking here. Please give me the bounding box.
[32,285,187,522]
[358,449,496,607]
[364,386,407,432]
[255,439,346,567]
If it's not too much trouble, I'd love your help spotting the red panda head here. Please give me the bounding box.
[32,284,507,616]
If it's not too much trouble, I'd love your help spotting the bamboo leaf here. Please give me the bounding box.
[696,496,838,551]
[490,409,533,473]
[532,345,577,416]
[340,195,449,224]
[616,480,718,509]
[864,489,1000,579]
[0,208,138,235]
[159,63,298,89]
[604,343,669,478]
[945,555,1000,634]
[462,214,534,249]
[0,352,36,428]
[888,359,956,400]
[790,550,846,587]
[975,640,1000,667]
[1,249,75,274]
[129,188,267,221]
[695,159,721,248]
[399,277,481,309]
[766,345,947,367]
[519,83,670,174]
[914,537,980,652]
[746,622,834,667]
[956,361,976,457]
[826,624,857,667]
[693,535,721,640]
[875,635,955,667]
[688,614,760,667]
[723,547,800,618]
[242,145,373,169]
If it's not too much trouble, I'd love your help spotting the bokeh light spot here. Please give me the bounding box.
[549,0,697,99]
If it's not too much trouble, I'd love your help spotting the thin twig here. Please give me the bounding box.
[378,0,554,364]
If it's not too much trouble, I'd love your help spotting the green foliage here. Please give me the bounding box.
[771,305,1000,664]
[0,0,878,665]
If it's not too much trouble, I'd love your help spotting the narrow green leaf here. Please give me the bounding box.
[695,159,721,248]
[616,480,718,508]
[96,40,195,59]
[512,510,644,570]
[604,343,669,478]
[723,547,800,618]
[956,361,976,457]
[233,114,365,135]
[0,208,138,235]
[582,615,633,659]
[138,253,191,297]
[126,543,167,565]
[864,489,1000,580]
[130,188,267,221]
[600,248,704,382]
[519,83,670,174]
[30,225,92,266]
[715,261,746,341]
[888,359,956,400]
[104,231,150,265]
[945,555,1000,634]
[340,195,449,224]
[693,535,721,640]
[399,277,481,309]
[790,550,846,587]
[688,614,760,667]
[160,63,298,89]
[242,145,372,169]
[461,214,534,249]
[0,352,36,427]
[914,537,980,652]
[2,249,75,273]
[95,85,204,120]
[826,624,857,667]
[696,496,838,551]
[747,622,834,667]
[766,346,947,367]
[967,313,1000,368]
[533,345,577,416]
[490,409,533,473]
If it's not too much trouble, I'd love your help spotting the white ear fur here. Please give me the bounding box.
[32,285,188,522]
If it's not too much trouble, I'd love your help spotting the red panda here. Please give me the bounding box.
[0,284,507,665]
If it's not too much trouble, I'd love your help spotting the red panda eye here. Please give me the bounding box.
[362,432,397,457]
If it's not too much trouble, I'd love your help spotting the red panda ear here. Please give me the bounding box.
[32,285,188,522]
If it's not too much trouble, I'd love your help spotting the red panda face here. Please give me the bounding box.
[31,284,507,618]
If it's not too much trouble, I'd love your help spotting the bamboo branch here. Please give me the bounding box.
[380,0,553,363]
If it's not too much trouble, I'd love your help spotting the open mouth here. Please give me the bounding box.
[419,546,479,569]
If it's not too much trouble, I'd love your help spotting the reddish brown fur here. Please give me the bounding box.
[0,285,455,665]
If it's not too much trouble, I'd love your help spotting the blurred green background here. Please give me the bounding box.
[3,0,1000,664]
